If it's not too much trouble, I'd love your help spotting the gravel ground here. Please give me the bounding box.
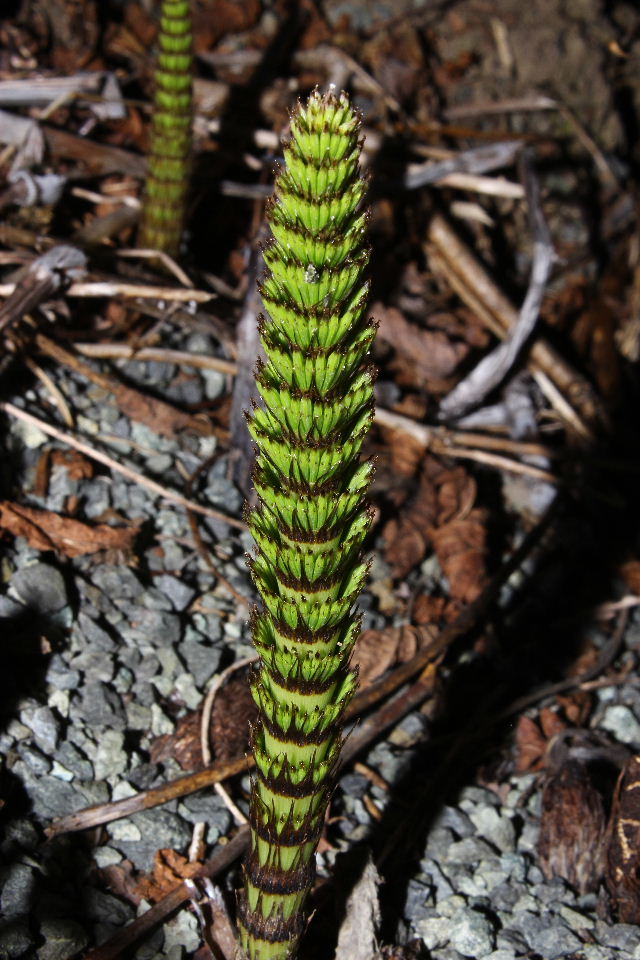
[1,325,640,960]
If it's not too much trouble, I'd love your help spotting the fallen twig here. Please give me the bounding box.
[0,280,213,302]
[438,153,554,419]
[426,214,604,436]
[73,343,237,377]
[82,826,250,960]
[0,245,87,335]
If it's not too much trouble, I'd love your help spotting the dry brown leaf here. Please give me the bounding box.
[192,0,262,53]
[211,670,257,762]
[150,669,256,771]
[150,709,203,771]
[539,706,569,740]
[430,509,488,605]
[412,593,456,627]
[134,848,203,904]
[382,460,439,578]
[0,502,139,559]
[383,458,485,586]
[620,559,640,595]
[111,383,207,437]
[382,518,428,582]
[352,626,419,687]
[376,303,468,384]
[514,715,549,773]
[50,449,95,482]
[555,691,592,727]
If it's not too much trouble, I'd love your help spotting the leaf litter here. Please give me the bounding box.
[1,0,640,957]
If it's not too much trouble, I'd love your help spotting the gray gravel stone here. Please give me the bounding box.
[20,769,83,820]
[74,612,117,651]
[600,704,640,744]
[108,808,193,871]
[126,700,153,731]
[78,682,126,729]
[140,586,174,612]
[0,819,39,857]
[445,836,496,866]
[46,654,81,690]
[0,863,36,919]
[84,888,135,926]
[18,744,51,775]
[179,637,222,688]
[18,702,60,753]
[91,566,143,602]
[154,574,196,612]
[426,826,456,860]
[177,793,232,835]
[469,806,516,852]
[121,609,181,648]
[496,929,530,954]
[432,805,475,839]
[38,918,89,960]
[0,921,33,958]
[518,915,582,957]
[448,907,496,957]
[419,857,455,899]
[69,649,114,682]
[9,562,67,614]
[54,741,94,781]
[595,920,640,951]
[93,730,128,780]
[416,915,451,951]
[163,910,201,953]
[404,879,433,923]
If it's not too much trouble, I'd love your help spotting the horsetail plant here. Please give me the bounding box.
[138,0,192,258]
[238,88,375,960]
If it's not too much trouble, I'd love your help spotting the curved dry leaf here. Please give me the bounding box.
[0,501,139,559]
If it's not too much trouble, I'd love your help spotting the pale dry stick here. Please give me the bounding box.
[435,172,524,198]
[427,214,604,435]
[33,332,208,437]
[595,596,640,619]
[375,407,559,479]
[439,444,557,483]
[23,355,74,428]
[0,280,211,302]
[71,186,140,208]
[117,247,194,289]
[200,657,256,825]
[531,368,593,438]
[0,402,245,529]
[73,342,237,377]
[439,154,555,420]
[187,821,207,863]
[444,95,559,119]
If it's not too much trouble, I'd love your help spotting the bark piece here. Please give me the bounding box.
[606,755,640,921]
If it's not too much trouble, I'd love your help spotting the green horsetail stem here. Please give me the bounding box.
[138,0,192,258]
[238,88,375,960]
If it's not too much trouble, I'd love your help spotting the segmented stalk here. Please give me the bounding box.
[138,0,192,258]
[239,88,374,960]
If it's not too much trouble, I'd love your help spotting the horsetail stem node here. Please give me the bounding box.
[238,88,375,960]
[138,0,193,259]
